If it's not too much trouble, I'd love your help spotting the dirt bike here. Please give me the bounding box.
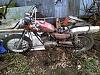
[3,4,100,53]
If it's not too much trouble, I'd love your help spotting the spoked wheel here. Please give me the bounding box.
[73,34,94,52]
[3,34,32,53]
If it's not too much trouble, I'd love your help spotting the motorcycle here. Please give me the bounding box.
[3,4,100,53]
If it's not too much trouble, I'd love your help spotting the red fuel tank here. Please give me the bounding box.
[35,20,55,32]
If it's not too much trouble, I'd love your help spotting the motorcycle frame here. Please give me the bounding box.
[18,28,78,49]
[19,29,45,47]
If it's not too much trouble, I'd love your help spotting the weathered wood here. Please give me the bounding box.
[0,29,24,33]
[68,0,80,16]
[34,17,56,20]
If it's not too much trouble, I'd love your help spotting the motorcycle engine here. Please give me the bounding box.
[43,33,71,47]
[53,33,70,40]
[53,27,70,40]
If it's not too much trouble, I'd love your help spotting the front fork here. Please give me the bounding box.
[16,29,27,49]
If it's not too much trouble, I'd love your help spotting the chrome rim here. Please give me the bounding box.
[7,38,29,52]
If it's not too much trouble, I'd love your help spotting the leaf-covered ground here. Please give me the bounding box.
[0,33,100,75]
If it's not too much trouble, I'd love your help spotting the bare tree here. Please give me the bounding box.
[3,0,14,19]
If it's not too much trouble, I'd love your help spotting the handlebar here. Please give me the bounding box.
[26,3,41,17]
[28,3,41,13]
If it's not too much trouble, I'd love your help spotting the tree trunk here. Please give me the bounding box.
[3,0,13,19]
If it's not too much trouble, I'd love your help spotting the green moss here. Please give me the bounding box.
[0,8,5,13]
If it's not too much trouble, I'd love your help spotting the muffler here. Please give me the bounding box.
[71,26,100,34]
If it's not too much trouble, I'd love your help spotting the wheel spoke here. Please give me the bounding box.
[7,38,29,52]
[74,35,93,52]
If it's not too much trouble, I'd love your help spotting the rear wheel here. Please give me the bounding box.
[73,34,94,52]
[3,34,32,53]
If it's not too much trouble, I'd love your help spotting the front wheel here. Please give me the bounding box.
[3,34,32,53]
[73,34,94,52]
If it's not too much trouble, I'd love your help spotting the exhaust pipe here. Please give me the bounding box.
[71,26,100,34]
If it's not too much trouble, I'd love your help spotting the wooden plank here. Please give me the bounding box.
[0,29,24,33]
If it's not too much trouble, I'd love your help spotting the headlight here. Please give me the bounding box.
[24,17,32,25]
